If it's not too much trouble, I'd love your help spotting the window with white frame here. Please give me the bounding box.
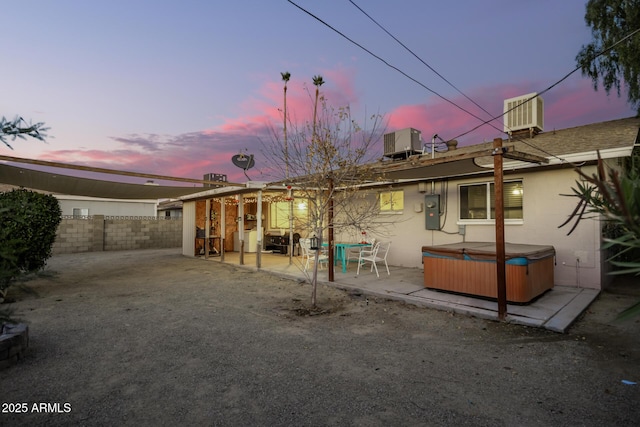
[269,202,289,229]
[379,190,404,213]
[269,200,310,229]
[72,208,89,217]
[458,180,523,221]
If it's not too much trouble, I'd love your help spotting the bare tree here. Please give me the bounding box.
[262,77,387,308]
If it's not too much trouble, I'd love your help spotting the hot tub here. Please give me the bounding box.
[422,242,555,303]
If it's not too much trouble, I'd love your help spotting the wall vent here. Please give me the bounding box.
[503,93,543,134]
[383,128,422,159]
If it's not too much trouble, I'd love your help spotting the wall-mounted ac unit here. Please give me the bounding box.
[383,128,422,159]
[503,93,544,133]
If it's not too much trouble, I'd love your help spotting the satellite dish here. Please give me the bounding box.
[232,154,255,170]
[231,153,255,180]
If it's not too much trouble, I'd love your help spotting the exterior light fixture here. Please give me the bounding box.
[310,236,319,250]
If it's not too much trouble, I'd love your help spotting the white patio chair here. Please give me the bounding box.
[346,238,375,270]
[300,238,328,271]
[356,241,391,277]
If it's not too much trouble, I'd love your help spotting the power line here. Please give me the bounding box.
[288,1,542,142]
[465,25,640,166]
[288,0,640,165]
[285,0,495,133]
[347,0,496,122]
[288,0,535,140]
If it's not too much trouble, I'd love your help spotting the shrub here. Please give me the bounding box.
[0,189,62,296]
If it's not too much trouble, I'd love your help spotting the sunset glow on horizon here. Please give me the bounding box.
[2,1,635,184]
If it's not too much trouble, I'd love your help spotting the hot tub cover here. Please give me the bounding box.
[422,242,555,262]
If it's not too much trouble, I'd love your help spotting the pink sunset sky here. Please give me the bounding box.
[2,1,636,186]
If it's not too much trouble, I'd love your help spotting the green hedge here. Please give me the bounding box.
[0,189,61,291]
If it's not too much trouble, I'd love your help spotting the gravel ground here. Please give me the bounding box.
[1,248,639,426]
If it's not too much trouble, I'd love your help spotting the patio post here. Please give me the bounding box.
[238,194,244,265]
[257,190,262,269]
[289,194,294,265]
[493,138,507,320]
[328,176,334,282]
[220,198,226,262]
[205,198,211,260]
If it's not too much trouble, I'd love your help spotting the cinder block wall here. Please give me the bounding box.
[53,216,102,254]
[104,218,182,250]
[52,216,182,254]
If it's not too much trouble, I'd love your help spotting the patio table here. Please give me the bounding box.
[329,242,370,273]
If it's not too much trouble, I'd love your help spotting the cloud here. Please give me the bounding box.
[41,129,267,184]
[385,78,635,146]
[36,69,635,184]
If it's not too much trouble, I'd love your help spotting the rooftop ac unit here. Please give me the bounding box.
[503,93,544,133]
[203,173,228,188]
[383,128,422,159]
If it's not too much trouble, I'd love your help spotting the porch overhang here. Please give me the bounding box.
[178,182,289,202]
[375,147,548,181]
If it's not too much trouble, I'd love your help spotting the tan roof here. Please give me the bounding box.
[0,163,212,199]
[377,116,640,181]
[2,117,638,197]
[447,116,640,159]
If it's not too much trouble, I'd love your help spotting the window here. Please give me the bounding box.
[458,181,523,221]
[269,202,289,229]
[269,200,310,230]
[72,208,89,217]
[379,190,404,213]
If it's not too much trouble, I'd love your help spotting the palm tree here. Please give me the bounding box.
[310,75,326,307]
[311,75,325,142]
[281,72,291,179]
[281,71,294,265]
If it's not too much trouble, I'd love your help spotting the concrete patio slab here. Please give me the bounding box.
[207,252,599,333]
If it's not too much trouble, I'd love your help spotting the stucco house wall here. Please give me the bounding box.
[179,162,621,292]
[182,200,197,257]
[55,195,158,217]
[351,165,604,290]
[180,117,638,291]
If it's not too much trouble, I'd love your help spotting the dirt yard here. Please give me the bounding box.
[1,248,639,426]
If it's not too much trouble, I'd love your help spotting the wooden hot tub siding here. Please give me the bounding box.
[422,243,555,304]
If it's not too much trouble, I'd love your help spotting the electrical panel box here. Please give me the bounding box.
[425,194,440,230]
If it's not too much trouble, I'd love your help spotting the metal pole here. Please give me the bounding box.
[493,138,507,320]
